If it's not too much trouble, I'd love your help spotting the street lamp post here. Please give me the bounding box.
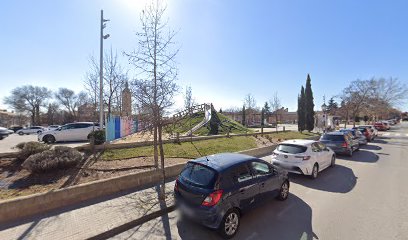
[99,10,110,127]
[322,102,327,132]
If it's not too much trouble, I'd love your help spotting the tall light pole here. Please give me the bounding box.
[99,9,110,127]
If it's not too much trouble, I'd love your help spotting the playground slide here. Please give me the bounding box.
[185,106,212,136]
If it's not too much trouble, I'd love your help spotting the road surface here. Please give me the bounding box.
[113,122,408,240]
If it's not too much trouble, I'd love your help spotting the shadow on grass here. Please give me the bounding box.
[290,164,357,193]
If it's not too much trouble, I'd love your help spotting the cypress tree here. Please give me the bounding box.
[304,74,315,132]
[242,105,246,126]
[297,86,306,132]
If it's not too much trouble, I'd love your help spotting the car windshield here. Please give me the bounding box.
[277,144,307,154]
[321,134,345,141]
[180,162,217,189]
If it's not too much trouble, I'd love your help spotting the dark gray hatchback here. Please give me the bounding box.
[174,153,289,239]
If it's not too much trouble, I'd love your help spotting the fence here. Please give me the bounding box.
[106,115,138,142]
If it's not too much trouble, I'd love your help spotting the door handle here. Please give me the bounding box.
[239,188,245,193]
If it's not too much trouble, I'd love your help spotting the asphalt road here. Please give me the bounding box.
[113,122,408,240]
[0,133,87,153]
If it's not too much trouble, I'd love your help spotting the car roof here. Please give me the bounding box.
[340,128,355,131]
[189,153,256,172]
[280,139,316,146]
[325,131,346,135]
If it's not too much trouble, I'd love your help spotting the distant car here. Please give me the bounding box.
[358,125,377,140]
[374,122,387,131]
[47,125,61,131]
[319,131,359,156]
[174,153,289,239]
[8,126,23,133]
[16,126,45,135]
[38,122,100,143]
[0,127,10,140]
[270,139,336,179]
[340,129,367,145]
[381,121,391,130]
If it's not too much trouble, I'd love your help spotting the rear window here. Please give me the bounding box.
[180,162,217,188]
[321,134,345,141]
[277,144,307,154]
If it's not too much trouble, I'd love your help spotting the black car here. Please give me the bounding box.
[319,131,359,156]
[174,153,289,239]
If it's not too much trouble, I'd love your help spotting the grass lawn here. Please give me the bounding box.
[102,136,258,160]
[263,131,319,140]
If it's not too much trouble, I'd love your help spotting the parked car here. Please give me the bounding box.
[174,153,289,239]
[381,121,391,130]
[8,126,23,133]
[38,122,100,143]
[353,126,374,141]
[374,122,388,131]
[270,139,336,179]
[16,126,45,135]
[47,125,61,131]
[358,125,378,140]
[319,131,359,156]
[340,129,367,145]
[0,127,10,140]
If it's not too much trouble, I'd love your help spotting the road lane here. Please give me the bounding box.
[113,123,408,240]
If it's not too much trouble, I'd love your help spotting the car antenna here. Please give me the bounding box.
[191,142,209,161]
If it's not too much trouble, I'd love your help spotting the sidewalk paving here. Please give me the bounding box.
[0,181,175,240]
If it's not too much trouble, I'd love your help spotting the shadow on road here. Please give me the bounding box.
[359,144,382,151]
[290,164,357,193]
[176,193,316,240]
[372,139,388,144]
[337,150,379,163]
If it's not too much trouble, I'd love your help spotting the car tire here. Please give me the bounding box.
[330,155,336,167]
[310,164,318,179]
[277,181,289,201]
[44,135,56,144]
[218,209,240,239]
[18,132,24,135]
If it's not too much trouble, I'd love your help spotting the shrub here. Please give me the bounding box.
[15,142,51,161]
[88,130,105,145]
[22,146,83,173]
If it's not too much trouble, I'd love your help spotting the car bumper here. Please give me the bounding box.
[175,193,223,229]
[271,159,313,175]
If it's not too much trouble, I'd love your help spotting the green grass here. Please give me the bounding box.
[101,136,257,160]
[166,111,251,136]
[263,131,319,140]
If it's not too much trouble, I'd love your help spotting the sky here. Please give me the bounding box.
[1,0,407,113]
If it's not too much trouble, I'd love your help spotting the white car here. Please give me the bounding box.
[47,125,61,131]
[0,127,10,140]
[38,122,100,143]
[16,126,45,135]
[268,139,336,179]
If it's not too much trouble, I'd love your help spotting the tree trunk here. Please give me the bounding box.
[158,123,166,201]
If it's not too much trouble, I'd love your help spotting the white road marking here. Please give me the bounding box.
[382,133,390,136]
[406,133,408,137]
[394,133,401,136]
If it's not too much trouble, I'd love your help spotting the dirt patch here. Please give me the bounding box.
[0,156,191,201]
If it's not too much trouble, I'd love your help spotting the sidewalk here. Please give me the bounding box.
[0,181,175,240]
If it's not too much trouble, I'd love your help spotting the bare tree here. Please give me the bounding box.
[269,92,281,131]
[55,88,79,122]
[184,86,196,111]
[4,85,51,125]
[243,94,256,126]
[125,0,179,199]
[84,48,128,118]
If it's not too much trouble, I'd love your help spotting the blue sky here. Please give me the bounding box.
[1,0,407,112]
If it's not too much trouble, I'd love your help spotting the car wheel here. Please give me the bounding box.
[218,209,240,239]
[37,130,42,134]
[330,155,336,167]
[277,181,289,201]
[44,135,56,144]
[18,132,24,135]
[310,164,318,179]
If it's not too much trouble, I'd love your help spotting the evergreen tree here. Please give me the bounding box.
[242,105,246,126]
[261,108,265,126]
[304,74,315,132]
[327,97,338,114]
[219,108,223,113]
[297,86,306,132]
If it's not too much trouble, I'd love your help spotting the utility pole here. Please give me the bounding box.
[99,10,110,127]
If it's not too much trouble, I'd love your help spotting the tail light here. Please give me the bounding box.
[342,142,348,148]
[296,155,311,160]
[174,179,179,192]
[202,190,223,207]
